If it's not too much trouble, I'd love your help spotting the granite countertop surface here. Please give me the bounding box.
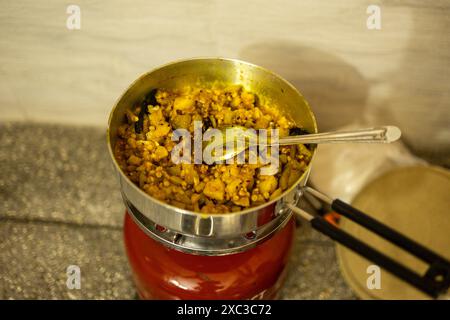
[0,122,355,299]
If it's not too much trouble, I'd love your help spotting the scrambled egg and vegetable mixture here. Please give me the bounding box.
[114,86,312,213]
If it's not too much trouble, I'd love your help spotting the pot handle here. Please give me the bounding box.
[287,186,450,299]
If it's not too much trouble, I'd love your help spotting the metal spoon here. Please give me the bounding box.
[206,125,401,162]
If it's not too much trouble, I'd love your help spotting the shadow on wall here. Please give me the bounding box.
[378,3,450,167]
[239,42,369,131]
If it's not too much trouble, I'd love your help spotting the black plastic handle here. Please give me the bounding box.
[332,199,447,265]
[310,217,441,297]
[320,198,450,298]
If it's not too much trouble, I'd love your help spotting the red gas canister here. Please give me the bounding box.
[124,211,295,299]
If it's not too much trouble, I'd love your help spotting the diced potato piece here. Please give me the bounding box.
[174,96,194,111]
[231,96,241,107]
[241,91,255,105]
[152,122,171,138]
[277,117,290,129]
[194,181,205,193]
[154,146,168,160]
[221,165,240,183]
[127,155,141,166]
[233,196,250,207]
[259,175,278,195]
[171,114,192,129]
[222,108,234,125]
[203,179,225,201]
[225,179,242,198]
[167,165,181,176]
[255,116,270,129]
[182,164,199,185]
[127,137,137,149]
[149,108,164,126]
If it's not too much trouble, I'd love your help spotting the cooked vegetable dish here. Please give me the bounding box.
[114,85,312,213]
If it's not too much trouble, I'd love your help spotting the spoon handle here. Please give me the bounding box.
[277,126,401,146]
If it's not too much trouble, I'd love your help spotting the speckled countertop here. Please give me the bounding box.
[0,122,355,299]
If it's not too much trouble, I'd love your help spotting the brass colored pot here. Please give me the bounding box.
[107,58,318,255]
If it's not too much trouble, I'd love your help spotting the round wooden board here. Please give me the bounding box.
[336,165,450,300]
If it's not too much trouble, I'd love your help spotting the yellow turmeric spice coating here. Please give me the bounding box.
[114,85,312,213]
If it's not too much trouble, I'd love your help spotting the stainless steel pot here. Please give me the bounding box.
[107,58,317,255]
